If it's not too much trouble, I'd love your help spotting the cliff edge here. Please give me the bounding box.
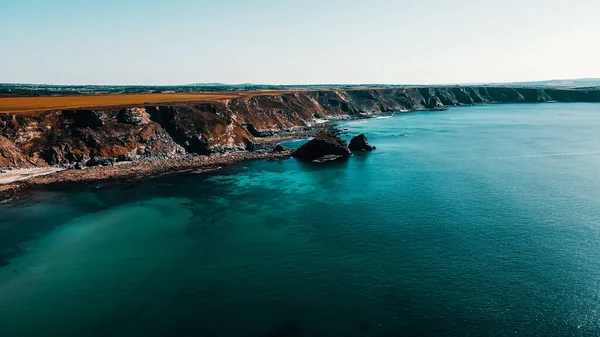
[1,86,599,169]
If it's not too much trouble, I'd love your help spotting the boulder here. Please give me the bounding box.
[349,134,374,152]
[86,157,115,167]
[272,143,286,152]
[292,130,351,162]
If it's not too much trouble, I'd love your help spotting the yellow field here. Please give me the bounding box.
[0,90,298,114]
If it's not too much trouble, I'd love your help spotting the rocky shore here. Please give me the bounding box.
[0,149,297,199]
[3,86,600,171]
[2,86,600,199]
[0,123,337,199]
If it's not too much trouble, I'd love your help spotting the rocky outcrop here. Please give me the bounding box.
[349,134,373,152]
[117,107,151,125]
[0,135,34,168]
[272,143,286,152]
[1,86,600,169]
[292,130,351,162]
[244,124,276,137]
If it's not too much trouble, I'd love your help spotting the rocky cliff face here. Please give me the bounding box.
[1,86,599,169]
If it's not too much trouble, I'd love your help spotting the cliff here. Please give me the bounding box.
[1,86,600,169]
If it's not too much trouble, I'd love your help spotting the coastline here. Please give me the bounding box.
[0,120,341,200]
[2,86,600,200]
[0,149,294,200]
[0,121,343,200]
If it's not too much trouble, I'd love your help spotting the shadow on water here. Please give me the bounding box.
[293,157,350,173]
[0,188,110,267]
[348,151,373,163]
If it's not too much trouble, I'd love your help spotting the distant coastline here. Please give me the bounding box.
[2,77,600,97]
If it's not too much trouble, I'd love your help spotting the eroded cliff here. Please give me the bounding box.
[1,86,599,169]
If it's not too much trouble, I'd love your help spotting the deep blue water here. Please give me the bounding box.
[1,103,600,337]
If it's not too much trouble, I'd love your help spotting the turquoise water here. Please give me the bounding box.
[2,103,600,336]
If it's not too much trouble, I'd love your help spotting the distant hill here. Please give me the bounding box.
[488,78,600,89]
[184,83,234,87]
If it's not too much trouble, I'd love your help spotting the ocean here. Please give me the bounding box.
[1,103,600,336]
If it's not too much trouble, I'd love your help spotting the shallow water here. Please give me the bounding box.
[2,103,600,336]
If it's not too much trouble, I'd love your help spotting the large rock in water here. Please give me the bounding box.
[349,134,373,152]
[292,130,351,162]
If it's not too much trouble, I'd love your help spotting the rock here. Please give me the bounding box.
[272,144,286,152]
[116,154,135,162]
[67,110,105,129]
[244,139,255,152]
[292,130,351,162]
[312,154,344,163]
[244,124,275,137]
[349,134,374,152]
[244,124,261,136]
[39,148,61,165]
[118,108,151,126]
[86,157,115,167]
[74,159,88,170]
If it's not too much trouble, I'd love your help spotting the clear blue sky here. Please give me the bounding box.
[1,0,599,85]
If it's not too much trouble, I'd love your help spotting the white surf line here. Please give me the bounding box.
[346,120,368,125]
[492,150,600,160]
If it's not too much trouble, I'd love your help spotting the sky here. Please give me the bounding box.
[1,0,599,85]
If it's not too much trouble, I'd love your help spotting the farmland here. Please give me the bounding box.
[0,91,298,114]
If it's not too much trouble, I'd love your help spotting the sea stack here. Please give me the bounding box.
[349,134,374,152]
[292,130,351,162]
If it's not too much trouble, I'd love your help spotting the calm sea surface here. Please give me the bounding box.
[1,103,600,337]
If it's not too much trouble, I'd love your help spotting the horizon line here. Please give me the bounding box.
[1,77,599,88]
